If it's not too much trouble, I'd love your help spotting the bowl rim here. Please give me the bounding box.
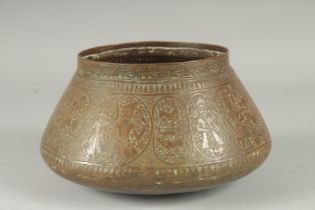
[78,41,229,66]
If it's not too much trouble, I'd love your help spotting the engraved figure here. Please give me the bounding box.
[78,95,118,163]
[188,93,234,160]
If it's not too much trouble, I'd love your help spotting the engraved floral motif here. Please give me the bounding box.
[153,97,193,164]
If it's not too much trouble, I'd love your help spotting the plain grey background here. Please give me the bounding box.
[1,0,314,209]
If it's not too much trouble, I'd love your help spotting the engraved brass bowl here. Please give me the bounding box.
[41,41,271,194]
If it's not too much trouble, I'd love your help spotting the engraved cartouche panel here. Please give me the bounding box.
[153,96,193,164]
[187,93,236,161]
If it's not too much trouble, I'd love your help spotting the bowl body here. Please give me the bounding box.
[41,41,271,194]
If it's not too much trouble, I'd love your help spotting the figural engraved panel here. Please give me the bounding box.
[187,93,236,160]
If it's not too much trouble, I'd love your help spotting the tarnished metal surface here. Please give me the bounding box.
[41,41,271,194]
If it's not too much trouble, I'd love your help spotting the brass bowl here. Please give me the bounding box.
[41,41,271,194]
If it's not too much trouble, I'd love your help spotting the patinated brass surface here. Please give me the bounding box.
[41,41,271,194]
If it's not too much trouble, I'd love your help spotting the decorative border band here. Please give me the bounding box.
[73,70,232,95]
[42,142,270,181]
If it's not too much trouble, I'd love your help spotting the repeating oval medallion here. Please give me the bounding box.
[187,93,235,160]
[153,97,193,164]
[78,94,118,164]
[80,95,152,166]
[215,86,264,150]
[113,96,153,165]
